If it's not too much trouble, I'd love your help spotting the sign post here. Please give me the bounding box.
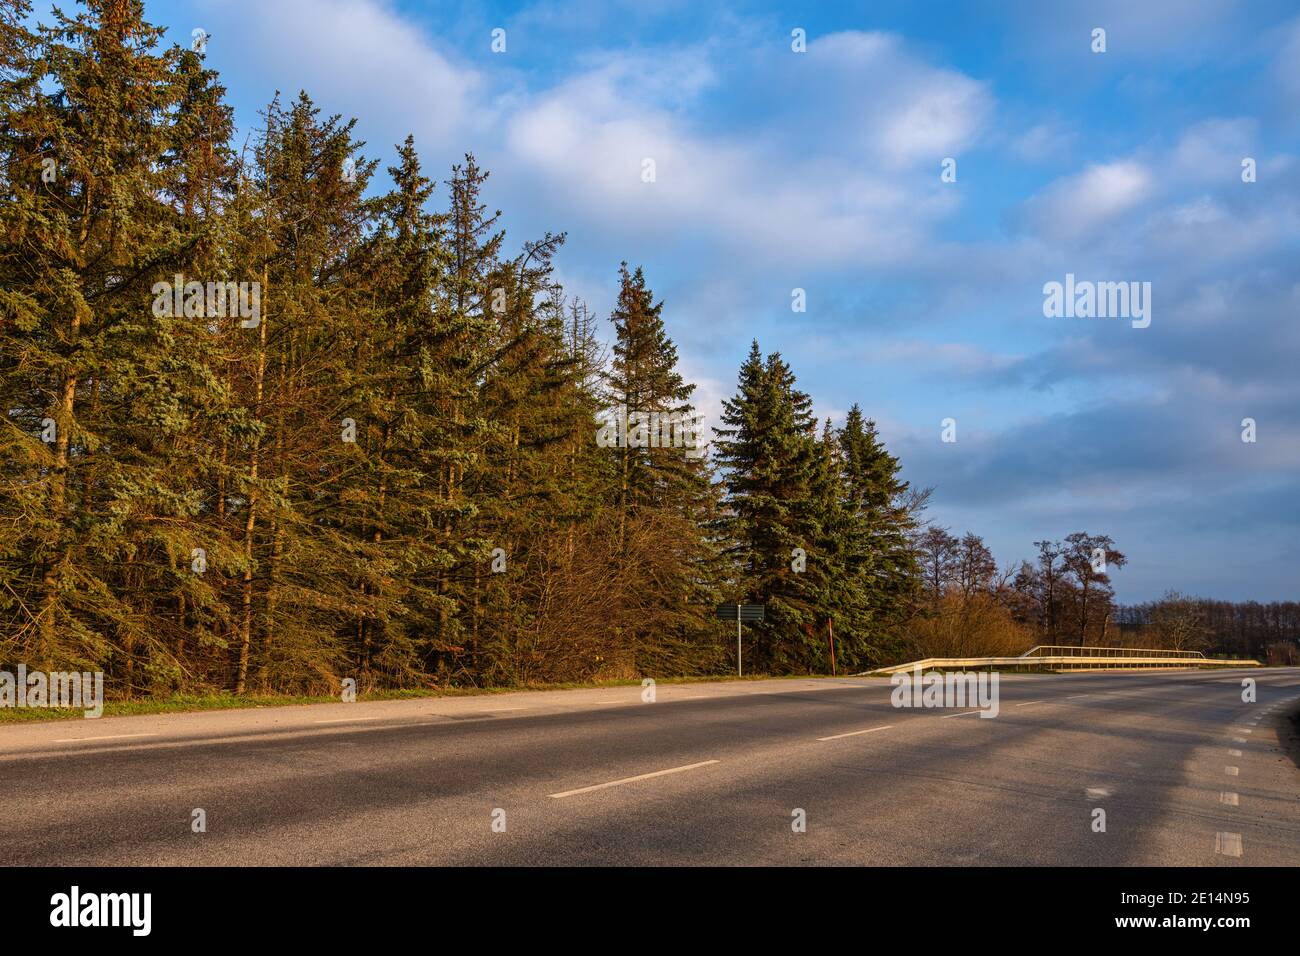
[714,604,765,676]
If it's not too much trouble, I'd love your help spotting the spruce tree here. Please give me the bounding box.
[601,264,721,674]
[713,342,825,671]
[838,404,920,664]
[228,91,381,693]
[348,135,481,685]
[0,0,201,693]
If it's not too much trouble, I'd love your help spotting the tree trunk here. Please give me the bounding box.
[39,312,80,665]
[235,268,268,694]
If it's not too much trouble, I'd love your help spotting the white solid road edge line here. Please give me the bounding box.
[817,724,895,741]
[314,716,384,724]
[549,760,720,798]
[53,732,159,743]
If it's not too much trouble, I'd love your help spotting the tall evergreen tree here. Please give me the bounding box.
[601,264,721,673]
[837,404,920,664]
[713,342,825,671]
[227,91,381,693]
[339,134,473,687]
[0,0,204,694]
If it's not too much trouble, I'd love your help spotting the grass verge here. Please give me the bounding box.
[0,672,832,724]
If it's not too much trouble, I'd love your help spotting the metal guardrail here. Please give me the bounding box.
[861,645,1260,676]
[1021,644,1205,659]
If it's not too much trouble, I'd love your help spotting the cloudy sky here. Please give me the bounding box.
[89,0,1300,601]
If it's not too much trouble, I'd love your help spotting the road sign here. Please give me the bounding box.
[715,604,765,621]
[715,604,765,676]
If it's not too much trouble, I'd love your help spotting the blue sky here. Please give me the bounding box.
[72,1,1300,600]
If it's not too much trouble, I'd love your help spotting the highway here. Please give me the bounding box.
[2,668,1298,866]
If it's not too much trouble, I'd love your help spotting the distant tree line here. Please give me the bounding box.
[1115,597,1300,664]
[908,527,1298,663]
[909,528,1126,658]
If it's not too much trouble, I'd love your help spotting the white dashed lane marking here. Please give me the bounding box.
[549,760,720,799]
[817,724,894,741]
[1215,832,1243,858]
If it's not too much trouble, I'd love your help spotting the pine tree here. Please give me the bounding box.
[804,418,857,671]
[346,134,480,686]
[0,0,42,658]
[601,264,721,674]
[227,91,382,693]
[837,404,920,664]
[0,0,202,692]
[713,342,825,672]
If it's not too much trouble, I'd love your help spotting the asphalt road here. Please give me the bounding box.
[2,668,1298,865]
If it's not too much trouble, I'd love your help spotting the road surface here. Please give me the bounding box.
[2,668,1298,865]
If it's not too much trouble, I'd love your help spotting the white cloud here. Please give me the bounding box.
[1008,120,1077,163]
[807,32,992,166]
[1276,16,1300,110]
[195,0,483,144]
[503,30,991,267]
[1169,118,1257,182]
[867,340,1024,377]
[181,8,993,272]
[1011,0,1246,61]
[1021,160,1154,240]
